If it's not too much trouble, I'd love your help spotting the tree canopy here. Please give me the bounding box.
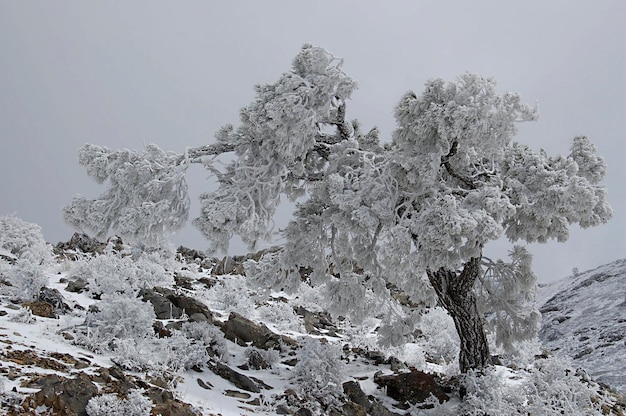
[64,44,612,373]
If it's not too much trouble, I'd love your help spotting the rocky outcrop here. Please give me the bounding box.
[220,311,297,349]
[139,287,212,322]
[538,259,626,394]
[21,373,98,416]
[373,369,449,406]
[54,233,123,259]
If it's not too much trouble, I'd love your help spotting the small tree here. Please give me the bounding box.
[64,45,611,374]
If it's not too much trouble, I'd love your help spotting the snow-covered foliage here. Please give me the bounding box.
[63,144,190,245]
[181,321,229,360]
[0,234,624,415]
[478,246,541,353]
[291,337,345,410]
[68,248,173,297]
[64,45,612,375]
[86,389,153,416]
[0,215,52,265]
[459,358,611,415]
[193,44,358,253]
[1,260,48,302]
[82,294,156,350]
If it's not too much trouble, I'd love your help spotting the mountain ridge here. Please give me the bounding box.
[538,258,626,394]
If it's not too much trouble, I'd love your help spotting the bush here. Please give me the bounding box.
[111,333,208,372]
[460,357,611,415]
[0,215,52,265]
[291,338,345,410]
[181,321,228,361]
[68,249,173,297]
[0,259,48,302]
[86,389,152,416]
[81,295,155,352]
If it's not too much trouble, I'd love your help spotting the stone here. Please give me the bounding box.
[343,381,400,416]
[24,373,98,416]
[66,277,89,293]
[38,287,70,313]
[221,312,296,350]
[329,402,367,416]
[22,301,55,318]
[373,369,449,405]
[210,362,261,393]
[139,287,182,320]
[151,400,198,416]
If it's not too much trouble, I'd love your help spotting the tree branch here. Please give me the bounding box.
[181,142,236,164]
[441,141,477,190]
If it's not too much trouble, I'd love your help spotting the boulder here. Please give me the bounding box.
[373,369,449,405]
[23,373,98,416]
[22,300,55,318]
[210,362,261,393]
[139,287,212,322]
[221,312,296,350]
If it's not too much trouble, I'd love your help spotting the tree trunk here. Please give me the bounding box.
[427,256,491,373]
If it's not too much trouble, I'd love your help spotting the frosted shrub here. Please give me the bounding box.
[9,306,36,324]
[1,259,48,302]
[0,215,52,265]
[417,307,459,365]
[112,333,208,372]
[82,295,155,351]
[460,357,610,415]
[203,276,255,313]
[158,331,209,371]
[292,338,345,410]
[181,321,228,360]
[86,389,152,416]
[255,302,303,333]
[69,250,172,297]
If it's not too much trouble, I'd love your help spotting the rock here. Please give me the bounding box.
[22,301,55,318]
[24,373,98,416]
[140,287,212,322]
[246,348,270,370]
[151,400,198,416]
[225,389,251,399]
[174,273,194,290]
[54,233,107,258]
[197,378,213,390]
[212,255,244,275]
[38,287,70,313]
[343,381,371,410]
[176,246,207,262]
[212,247,281,276]
[140,287,182,319]
[373,369,449,405]
[343,381,400,416]
[210,362,261,393]
[295,408,313,416]
[66,277,89,293]
[295,306,338,336]
[329,402,367,416]
[221,312,296,350]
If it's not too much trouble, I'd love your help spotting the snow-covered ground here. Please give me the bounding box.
[1,238,623,415]
[537,258,626,394]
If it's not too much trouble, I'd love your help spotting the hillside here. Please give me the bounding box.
[0,229,623,415]
[538,258,626,394]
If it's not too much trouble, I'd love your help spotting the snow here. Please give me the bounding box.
[1,246,623,415]
[537,258,626,394]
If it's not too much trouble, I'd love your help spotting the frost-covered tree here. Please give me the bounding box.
[65,45,612,374]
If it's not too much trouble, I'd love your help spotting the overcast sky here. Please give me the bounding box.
[0,1,623,283]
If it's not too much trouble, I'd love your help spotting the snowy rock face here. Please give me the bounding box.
[538,259,626,394]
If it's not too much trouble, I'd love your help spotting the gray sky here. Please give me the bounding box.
[1,1,623,282]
